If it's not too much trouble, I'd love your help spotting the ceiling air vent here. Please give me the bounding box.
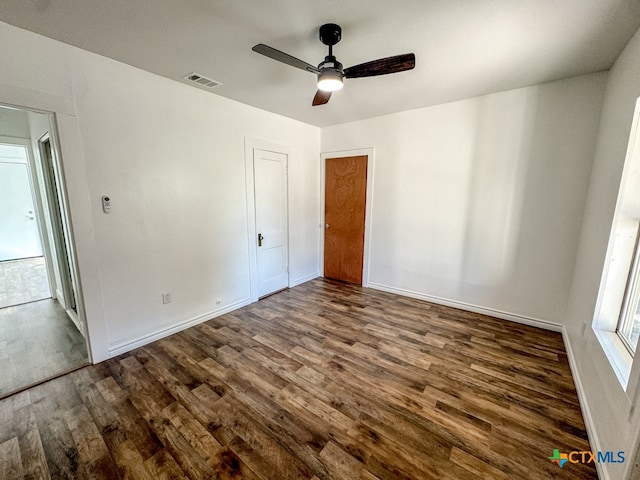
[183,72,222,89]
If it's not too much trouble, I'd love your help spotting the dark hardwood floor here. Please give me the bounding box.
[0,298,89,398]
[0,279,597,479]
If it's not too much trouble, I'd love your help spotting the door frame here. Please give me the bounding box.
[321,148,375,287]
[39,113,93,351]
[37,131,81,318]
[244,137,291,302]
[0,95,106,362]
[0,111,90,350]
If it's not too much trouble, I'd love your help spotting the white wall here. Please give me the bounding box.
[564,27,640,480]
[0,21,321,361]
[322,73,606,326]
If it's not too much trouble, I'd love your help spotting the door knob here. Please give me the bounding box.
[258,233,264,246]
[325,224,330,229]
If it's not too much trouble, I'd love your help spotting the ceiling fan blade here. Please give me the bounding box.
[344,53,415,79]
[252,44,319,74]
[312,90,331,106]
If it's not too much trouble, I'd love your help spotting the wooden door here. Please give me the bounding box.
[324,155,367,284]
[254,148,289,297]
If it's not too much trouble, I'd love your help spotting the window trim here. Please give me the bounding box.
[617,222,640,355]
[593,328,633,390]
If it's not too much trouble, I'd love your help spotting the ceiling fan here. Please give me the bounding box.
[252,23,416,106]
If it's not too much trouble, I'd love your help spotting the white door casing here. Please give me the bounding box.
[253,148,289,297]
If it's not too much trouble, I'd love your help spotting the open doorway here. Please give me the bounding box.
[0,104,89,398]
[0,141,49,306]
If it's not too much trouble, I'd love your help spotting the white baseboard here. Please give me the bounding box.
[562,327,608,480]
[290,272,321,288]
[107,273,322,358]
[108,297,253,357]
[367,282,562,332]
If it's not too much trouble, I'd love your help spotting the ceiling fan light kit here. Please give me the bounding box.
[317,69,344,92]
[252,23,415,106]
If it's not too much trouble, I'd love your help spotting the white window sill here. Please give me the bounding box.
[593,328,633,390]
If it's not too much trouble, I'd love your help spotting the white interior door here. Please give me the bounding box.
[0,155,43,261]
[254,148,288,297]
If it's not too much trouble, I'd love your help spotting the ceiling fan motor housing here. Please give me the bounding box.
[319,23,342,46]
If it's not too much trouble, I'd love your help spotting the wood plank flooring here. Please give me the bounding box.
[0,279,598,479]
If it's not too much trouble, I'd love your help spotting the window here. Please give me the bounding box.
[618,225,640,354]
[593,97,640,389]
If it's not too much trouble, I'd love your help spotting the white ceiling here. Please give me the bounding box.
[2,0,640,127]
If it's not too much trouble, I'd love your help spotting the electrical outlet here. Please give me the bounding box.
[162,293,171,304]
